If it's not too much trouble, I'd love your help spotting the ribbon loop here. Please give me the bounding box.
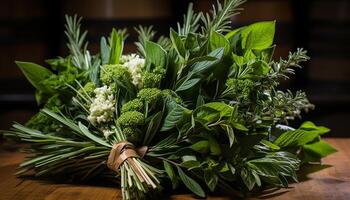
[107,141,148,173]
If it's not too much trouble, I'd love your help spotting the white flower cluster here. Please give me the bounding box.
[87,86,115,125]
[121,54,145,88]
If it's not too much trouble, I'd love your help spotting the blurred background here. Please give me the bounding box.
[0,0,349,137]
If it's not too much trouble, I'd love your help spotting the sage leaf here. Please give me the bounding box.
[177,167,205,197]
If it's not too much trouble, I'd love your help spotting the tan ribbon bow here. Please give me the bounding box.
[107,142,148,173]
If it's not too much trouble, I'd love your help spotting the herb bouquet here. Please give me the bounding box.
[3,0,337,199]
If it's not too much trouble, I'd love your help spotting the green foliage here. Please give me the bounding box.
[3,1,337,200]
[109,28,125,65]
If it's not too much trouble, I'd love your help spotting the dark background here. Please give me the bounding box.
[0,0,349,137]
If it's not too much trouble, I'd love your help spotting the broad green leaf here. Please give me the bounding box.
[191,140,210,154]
[303,139,337,158]
[225,27,242,40]
[231,122,248,131]
[208,136,221,155]
[191,48,224,74]
[100,37,110,64]
[187,56,216,67]
[181,160,201,170]
[203,102,233,118]
[145,41,167,67]
[210,31,230,55]
[251,60,270,76]
[300,121,330,135]
[274,121,330,147]
[175,78,200,92]
[184,32,198,50]
[177,167,206,197]
[163,161,178,189]
[170,28,187,59]
[161,102,186,131]
[260,139,280,150]
[16,61,53,92]
[109,28,124,64]
[242,21,276,50]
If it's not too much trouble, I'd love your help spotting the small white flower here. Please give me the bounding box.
[87,86,115,125]
[121,54,145,88]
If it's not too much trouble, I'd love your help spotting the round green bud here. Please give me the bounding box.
[121,99,144,113]
[137,88,162,104]
[117,111,145,127]
[100,64,131,85]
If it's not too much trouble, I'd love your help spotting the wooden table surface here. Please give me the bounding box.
[0,138,349,200]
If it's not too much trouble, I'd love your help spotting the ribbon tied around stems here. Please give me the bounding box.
[107,141,152,186]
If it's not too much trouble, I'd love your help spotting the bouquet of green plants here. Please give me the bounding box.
[2,0,337,199]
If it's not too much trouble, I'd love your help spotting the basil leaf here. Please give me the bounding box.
[175,78,200,92]
[242,21,276,50]
[170,28,186,59]
[161,102,186,131]
[145,41,167,67]
[16,61,53,92]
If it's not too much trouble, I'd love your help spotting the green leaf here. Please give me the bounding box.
[175,78,201,92]
[177,167,206,197]
[242,21,276,50]
[190,140,209,154]
[170,28,187,59]
[225,27,242,40]
[240,167,256,190]
[246,152,300,187]
[100,37,110,64]
[191,48,224,74]
[274,121,330,147]
[221,124,235,147]
[203,102,233,118]
[161,102,186,131]
[303,139,337,158]
[210,31,230,55]
[181,160,201,170]
[204,170,218,192]
[15,61,53,92]
[163,161,178,189]
[231,122,248,131]
[209,136,221,155]
[143,112,163,145]
[145,41,167,67]
[109,28,124,64]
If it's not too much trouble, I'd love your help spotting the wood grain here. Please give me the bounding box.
[0,138,349,200]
